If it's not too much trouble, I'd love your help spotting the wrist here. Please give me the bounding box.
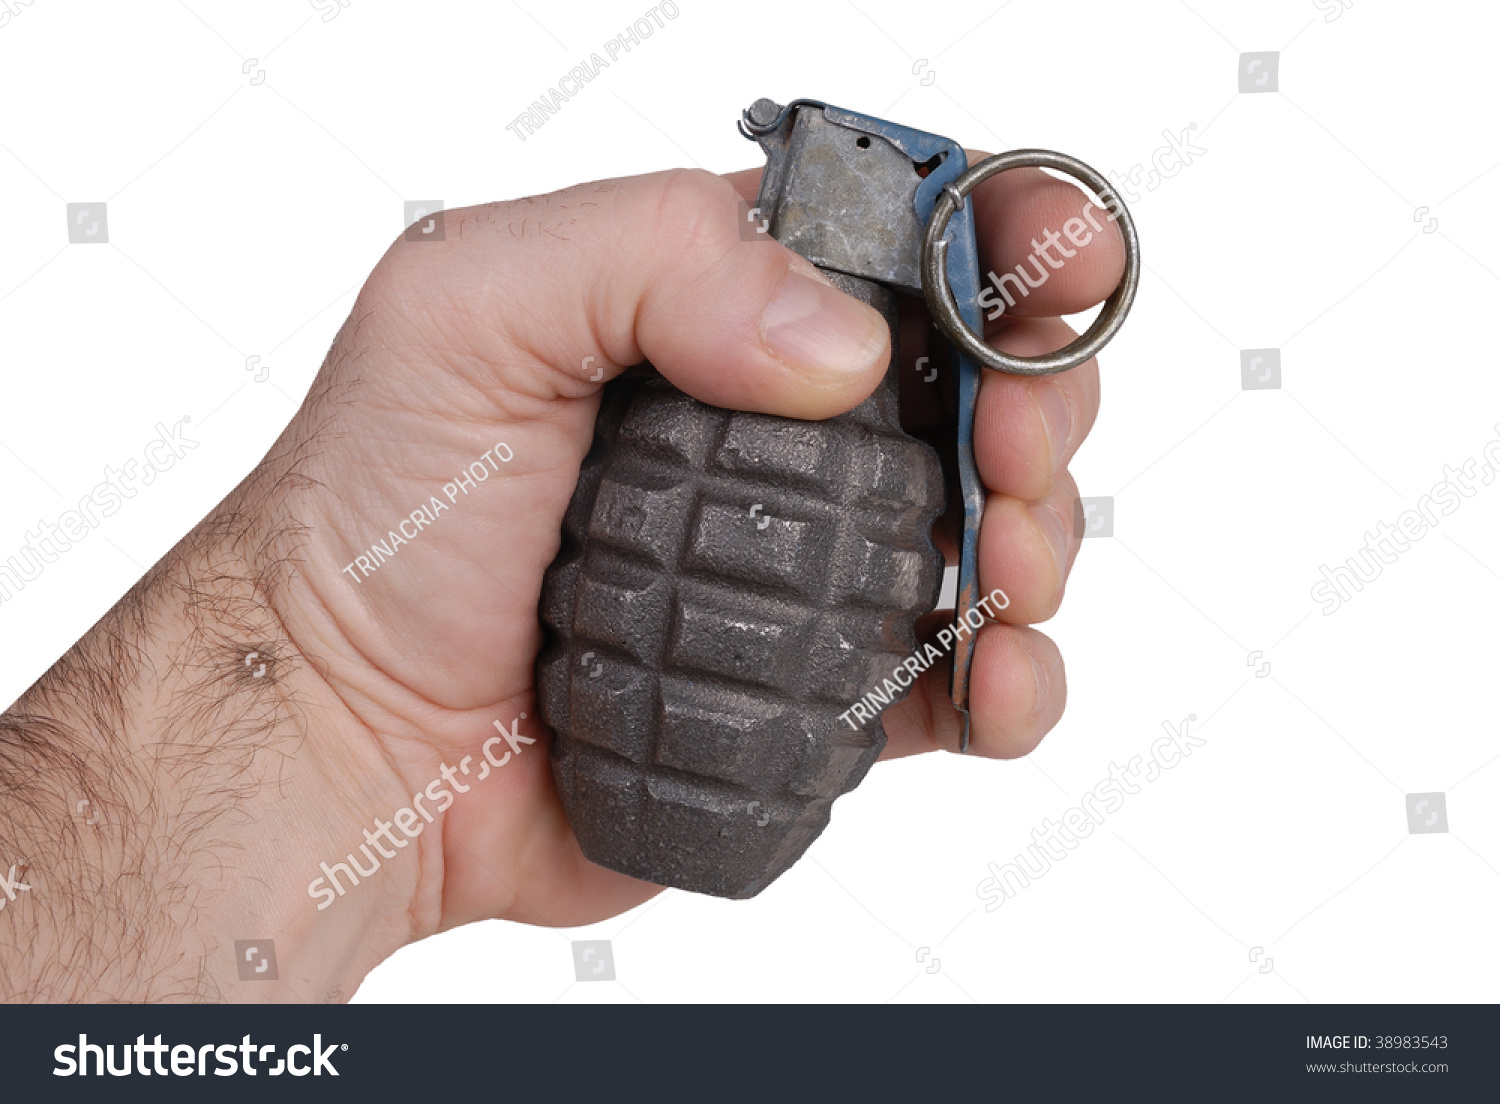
[0,494,427,1002]
[195,481,441,1002]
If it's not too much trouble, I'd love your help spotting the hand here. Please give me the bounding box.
[0,158,1121,1002]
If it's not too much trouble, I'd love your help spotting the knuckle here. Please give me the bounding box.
[648,167,750,270]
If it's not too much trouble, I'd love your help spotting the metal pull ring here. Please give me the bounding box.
[921,149,1141,376]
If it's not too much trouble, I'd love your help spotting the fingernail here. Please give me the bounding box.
[1033,379,1074,474]
[1029,498,1069,585]
[762,269,888,378]
[1023,639,1051,724]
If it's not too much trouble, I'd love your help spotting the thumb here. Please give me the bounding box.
[443,168,893,419]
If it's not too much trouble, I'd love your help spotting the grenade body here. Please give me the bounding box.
[538,271,944,898]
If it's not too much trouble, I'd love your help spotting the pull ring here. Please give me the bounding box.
[921,149,1141,376]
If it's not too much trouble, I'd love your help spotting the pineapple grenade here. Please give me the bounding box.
[537,98,1139,897]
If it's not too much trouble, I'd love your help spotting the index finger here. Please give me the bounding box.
[964,150,1126,320]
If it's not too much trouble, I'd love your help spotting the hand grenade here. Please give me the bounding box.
[538,98,1140,897]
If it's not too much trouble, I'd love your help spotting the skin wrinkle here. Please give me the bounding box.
[371,241,557,410]
[638,170,755,329]
[471,189,636,391]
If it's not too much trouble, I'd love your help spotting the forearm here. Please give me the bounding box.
[0,407,416,1002]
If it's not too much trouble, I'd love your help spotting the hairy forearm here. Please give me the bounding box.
[1,514,303,998]
[0,342,420,1002]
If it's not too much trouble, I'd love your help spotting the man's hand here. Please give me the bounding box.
[0,160,1121,1001]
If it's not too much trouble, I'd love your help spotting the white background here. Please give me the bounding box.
[2,0,1497,1003]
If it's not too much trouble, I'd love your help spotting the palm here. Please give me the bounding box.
[289,283,659,930]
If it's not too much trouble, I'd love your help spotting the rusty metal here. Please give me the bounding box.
[922,149,1141,376]
[538,99,1137,895]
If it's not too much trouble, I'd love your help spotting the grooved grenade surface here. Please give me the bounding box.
[538,273,944,898]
